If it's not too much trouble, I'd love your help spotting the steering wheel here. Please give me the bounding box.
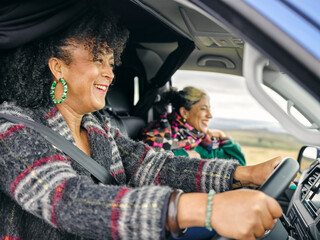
[211,157,299,240]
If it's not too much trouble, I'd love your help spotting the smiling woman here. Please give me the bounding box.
[0,7,127,110]
[141,86,246,166]
[48,43,115,115]
[0,1,285,240]
[180,89,213,134]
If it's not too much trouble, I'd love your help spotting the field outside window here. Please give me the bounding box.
[172,70,304,165]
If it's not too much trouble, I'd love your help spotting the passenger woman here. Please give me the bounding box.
[142,86,246,166]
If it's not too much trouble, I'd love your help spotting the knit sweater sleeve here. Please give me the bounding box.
[0,120,172,240]
[112,128,240,193]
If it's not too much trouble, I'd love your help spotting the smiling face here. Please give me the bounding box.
[181,94,213,133]
[53,43,115,115]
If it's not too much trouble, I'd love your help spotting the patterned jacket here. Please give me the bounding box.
[141,112,245,165]
[0,101,239,240]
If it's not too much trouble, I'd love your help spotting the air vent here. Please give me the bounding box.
[301,184,310,199]
[308,171,320,185]
[301,168,320,199]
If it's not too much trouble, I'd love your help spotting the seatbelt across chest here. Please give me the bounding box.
[0,113,113,185]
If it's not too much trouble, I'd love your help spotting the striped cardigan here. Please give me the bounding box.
[0,101,239,240]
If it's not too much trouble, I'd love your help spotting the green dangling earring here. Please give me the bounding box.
[50,78,68,104]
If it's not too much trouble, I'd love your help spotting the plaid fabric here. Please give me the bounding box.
[142,112,219,152]
[0,101,172,240]
[0,102,239,239]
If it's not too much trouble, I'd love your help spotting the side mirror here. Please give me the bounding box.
[297,146,320,174]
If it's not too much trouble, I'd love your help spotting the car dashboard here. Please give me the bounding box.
[287,160,320,240]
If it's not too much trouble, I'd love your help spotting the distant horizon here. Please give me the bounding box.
[172,70,280,123]
[210,117,286,133]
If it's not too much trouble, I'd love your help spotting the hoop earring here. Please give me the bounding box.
[50,78,68,104]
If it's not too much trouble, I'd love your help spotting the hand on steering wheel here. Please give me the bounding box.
[211,157,299,240]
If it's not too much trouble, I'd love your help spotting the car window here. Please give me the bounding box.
[172,70,305,165]
[262,62,320,130]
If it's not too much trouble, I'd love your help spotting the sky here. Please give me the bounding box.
[171,70,279,123]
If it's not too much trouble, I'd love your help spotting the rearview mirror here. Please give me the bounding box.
[297,146,320,174]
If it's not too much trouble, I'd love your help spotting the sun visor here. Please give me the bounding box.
[0,0,88,49]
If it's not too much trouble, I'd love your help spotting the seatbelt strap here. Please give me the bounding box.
[132,38,195,117]
[0,113,113,185]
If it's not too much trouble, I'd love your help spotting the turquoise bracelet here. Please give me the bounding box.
[205,189,216,231]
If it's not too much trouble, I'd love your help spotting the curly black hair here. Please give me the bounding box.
[0,4,129,108]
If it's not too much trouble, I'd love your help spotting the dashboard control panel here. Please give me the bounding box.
[287,161,320,240]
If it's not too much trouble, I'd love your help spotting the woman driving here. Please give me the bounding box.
[0,2,281,240]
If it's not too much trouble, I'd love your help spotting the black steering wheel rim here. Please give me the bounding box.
[211,157,299,240]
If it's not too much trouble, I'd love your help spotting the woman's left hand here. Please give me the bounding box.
[233,156,282,188]
[206,129,226,138]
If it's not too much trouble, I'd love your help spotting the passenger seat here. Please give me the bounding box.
[99,79,146,140]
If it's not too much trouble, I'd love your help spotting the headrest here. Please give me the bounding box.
[106,88,131,116]
[0,0,88,49]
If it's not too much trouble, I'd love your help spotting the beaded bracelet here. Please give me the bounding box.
[167,189,186,238]
[205,189,216,231]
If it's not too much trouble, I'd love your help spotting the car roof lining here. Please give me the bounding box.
[111,0,181,43]
[113,0,244,76]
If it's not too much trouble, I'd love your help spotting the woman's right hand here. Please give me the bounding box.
[211,189,282,240]
[187,150,201,158]
[177,189,282,240]
[206,129,226,138]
